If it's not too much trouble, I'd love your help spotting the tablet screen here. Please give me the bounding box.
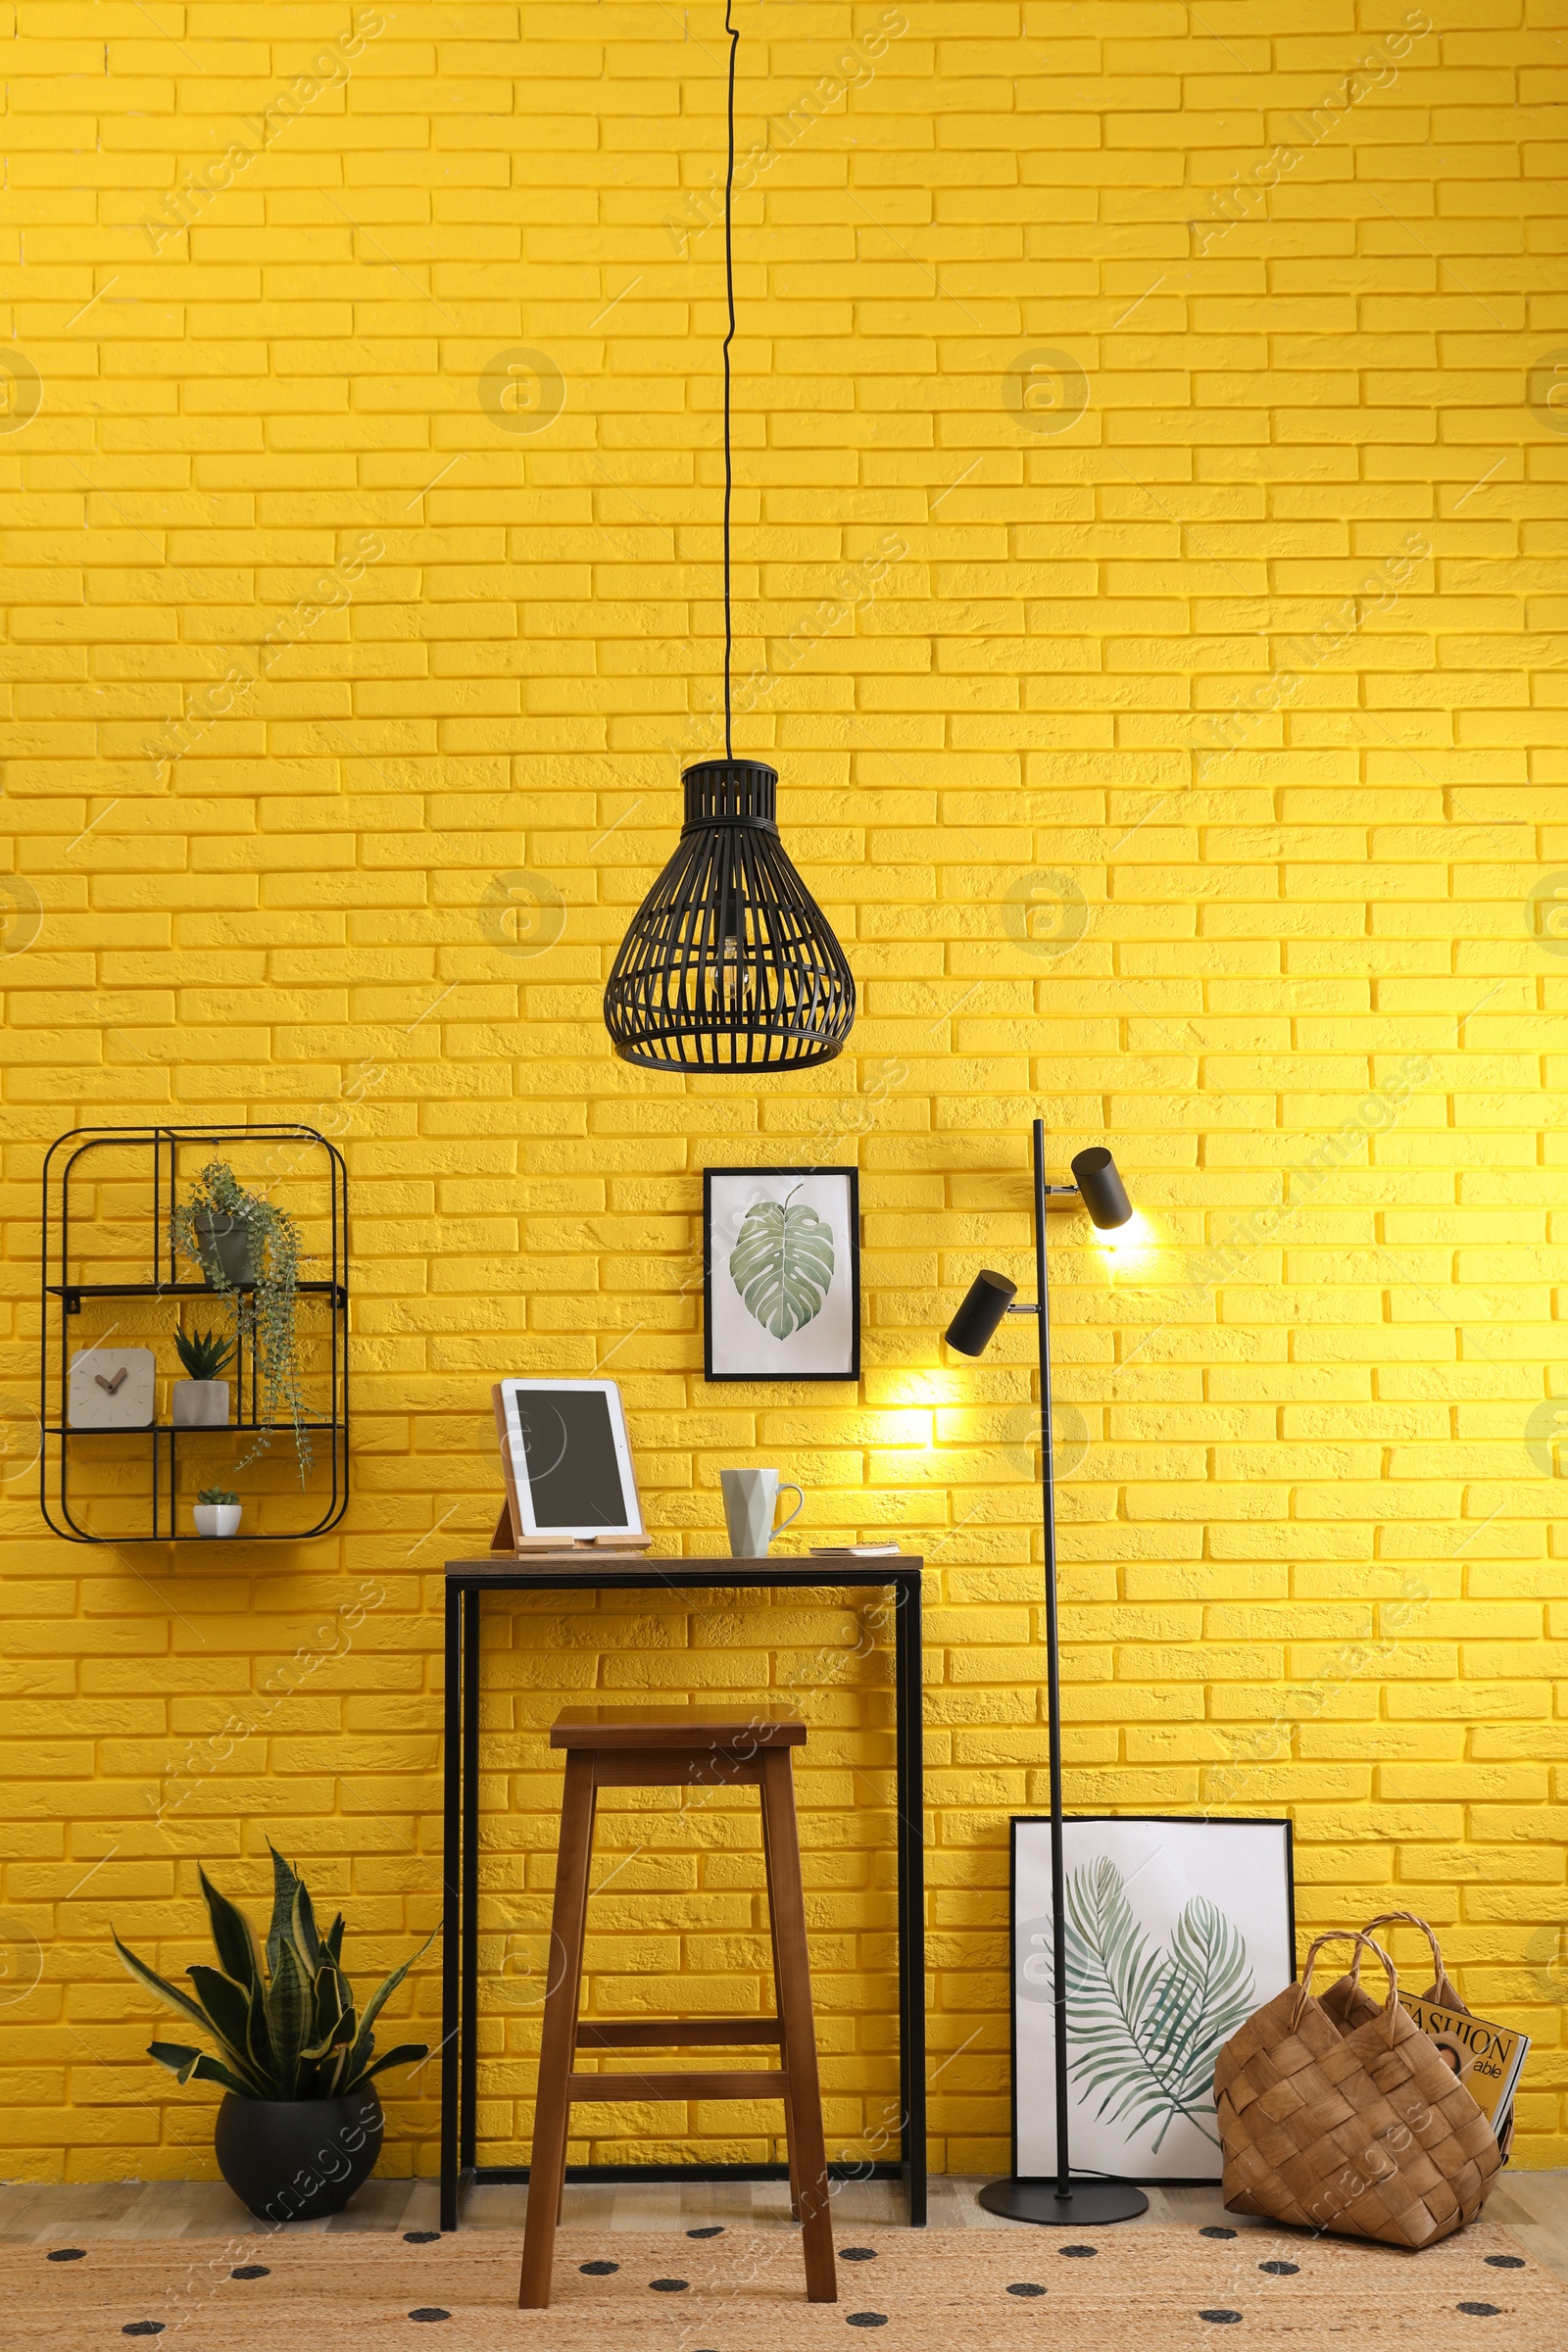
[513,1388,629,1528]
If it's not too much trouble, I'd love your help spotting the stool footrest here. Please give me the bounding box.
[565,2068,789,2102]
[576,2018,783,2049]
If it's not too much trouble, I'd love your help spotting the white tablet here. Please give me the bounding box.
[493,1379,645,1542]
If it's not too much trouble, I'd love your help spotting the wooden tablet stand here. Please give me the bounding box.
[489,1498,655,1555]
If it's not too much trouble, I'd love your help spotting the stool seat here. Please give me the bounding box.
[551,1701,807,1748]
[518,1701,836,2310]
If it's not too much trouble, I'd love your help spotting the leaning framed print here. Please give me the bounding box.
[1008,1815,1296,2184]
[703,1166,860,1383]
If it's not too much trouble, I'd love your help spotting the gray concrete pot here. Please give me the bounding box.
[194,1207,255,1288]
[172,1378,229,1428]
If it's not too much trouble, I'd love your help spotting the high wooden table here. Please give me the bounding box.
[440,1551,925,2230]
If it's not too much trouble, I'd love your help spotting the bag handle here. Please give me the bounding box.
[1292,1931,1400,2043]
[1354,1911,1461,2008]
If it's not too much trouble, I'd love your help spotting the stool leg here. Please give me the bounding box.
[760,1787,802,2220]
[760,1746,837,2305]
[518,1750,596,2310]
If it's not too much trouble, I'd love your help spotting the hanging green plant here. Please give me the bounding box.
[171,1160,313,1483]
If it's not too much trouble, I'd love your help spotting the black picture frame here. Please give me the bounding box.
[1005,1813,1297,2187]
[702,1165,860,1384]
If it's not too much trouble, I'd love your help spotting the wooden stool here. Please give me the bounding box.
[517,1703,837,2309]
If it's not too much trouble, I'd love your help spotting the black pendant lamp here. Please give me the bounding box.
[603,6,856,1073]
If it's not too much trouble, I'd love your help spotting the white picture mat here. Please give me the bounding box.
[495,1379,644,1539]
[706,1170,857,1378]
[1014,1816,1295,2182]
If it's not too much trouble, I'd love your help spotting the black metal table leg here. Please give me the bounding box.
[896,1574,926,2225]
[440,1577,463,2230]
[461,1586,480,2179]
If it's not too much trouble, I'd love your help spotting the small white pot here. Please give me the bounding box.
[172,1379,230,1428]
[194,1503,242,1538]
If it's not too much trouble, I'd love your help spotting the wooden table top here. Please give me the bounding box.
[444,1550,924,1581]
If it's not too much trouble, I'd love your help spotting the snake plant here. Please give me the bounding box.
[114,1846,432,2101]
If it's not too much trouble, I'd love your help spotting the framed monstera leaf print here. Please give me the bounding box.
[703,1167,859,1382]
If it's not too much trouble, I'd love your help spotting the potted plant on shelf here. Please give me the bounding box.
[114,1847,433,2224]
[172,1325,234,1428]
[190,1197,254,1287]
[171,1161,312,1483]
[193,1487,242,1538]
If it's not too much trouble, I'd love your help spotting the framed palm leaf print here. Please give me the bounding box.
[1010,1815,1295,2183]
[703,1167,859,1382]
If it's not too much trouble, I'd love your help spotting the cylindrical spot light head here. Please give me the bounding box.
[945,1268,1019,1355]
[1071,1146,1133,1230]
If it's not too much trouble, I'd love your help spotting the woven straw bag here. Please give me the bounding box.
[1319,1910,1514,2163]
[1213,1930,1501,2248]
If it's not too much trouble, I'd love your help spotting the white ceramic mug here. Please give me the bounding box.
[720,1467,805,1558]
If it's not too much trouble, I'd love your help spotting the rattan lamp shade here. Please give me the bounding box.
[603,759,856,1072]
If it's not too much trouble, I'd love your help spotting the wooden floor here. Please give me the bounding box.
[4,2172,1568,2278]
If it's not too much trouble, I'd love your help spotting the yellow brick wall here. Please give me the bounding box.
[0,0,1564,2185]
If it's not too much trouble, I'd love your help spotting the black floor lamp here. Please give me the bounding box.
[944,1120,1150,2228]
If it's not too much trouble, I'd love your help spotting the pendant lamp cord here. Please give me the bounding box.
[722,0,738,758]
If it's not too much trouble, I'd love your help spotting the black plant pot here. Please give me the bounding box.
[214,2087,383,2224]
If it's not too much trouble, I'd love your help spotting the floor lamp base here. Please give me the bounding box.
[976,2176,1150,2227]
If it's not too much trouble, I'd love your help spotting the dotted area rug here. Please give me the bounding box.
[12,2221,1563,2347]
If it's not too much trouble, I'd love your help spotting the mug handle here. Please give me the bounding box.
[774,1482,806,1534]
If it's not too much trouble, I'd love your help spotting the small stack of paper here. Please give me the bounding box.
[808,1544,904,1557]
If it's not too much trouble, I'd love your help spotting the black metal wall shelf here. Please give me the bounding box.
[52,1280,348,1310]
[40,1125,350,1544]
[40,1420,340,1437]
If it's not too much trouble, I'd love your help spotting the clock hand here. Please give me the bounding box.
[95,1367,128,1394]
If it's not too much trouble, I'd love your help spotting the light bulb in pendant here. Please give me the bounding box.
[720,934,745,1015]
